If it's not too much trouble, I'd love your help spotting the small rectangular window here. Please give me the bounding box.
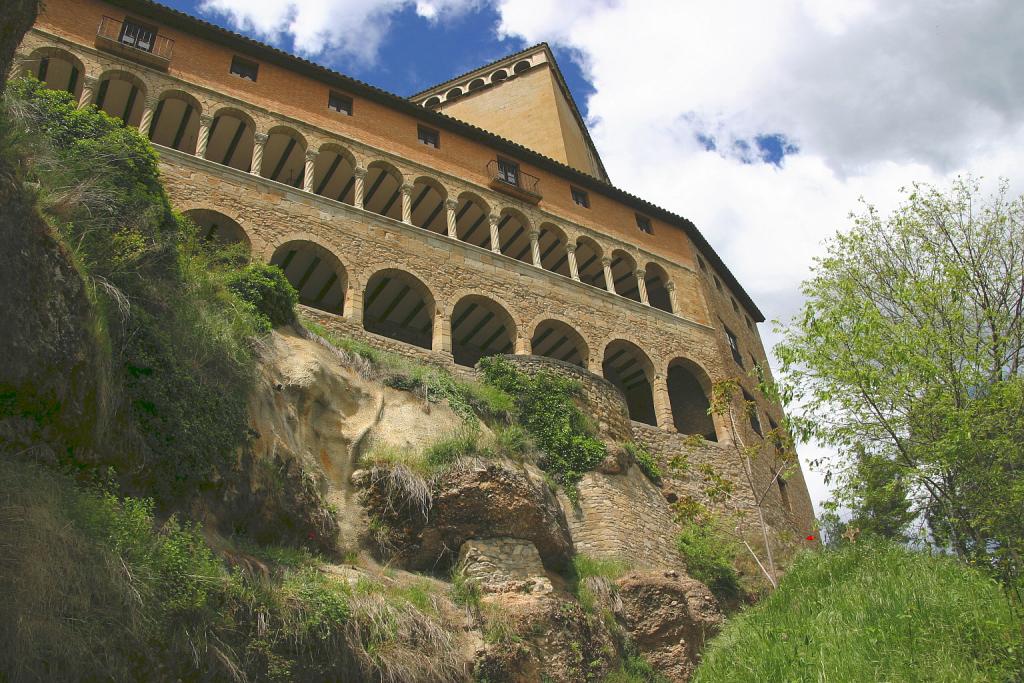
[743,389,763,436]
[119,18,157,53]
[746,316,754,331]
[497,157,520,186]
[571,186,590,208]
[230,56,259,81]
[636,214,653,234]
[778,476,792,512]
[731,297,739,314]
[328,91,352,115]
[417,125,440,148]
[697,255,707,271]
[726,327,743,367]
[713,275,722,292]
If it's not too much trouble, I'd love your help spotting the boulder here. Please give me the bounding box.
[615,570,725,682]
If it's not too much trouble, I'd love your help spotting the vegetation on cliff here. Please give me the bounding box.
[694,542,1022,682]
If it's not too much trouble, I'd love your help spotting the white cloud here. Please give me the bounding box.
[494,0,1024,513]
[198,0,480,64]
[196,0,1024,513]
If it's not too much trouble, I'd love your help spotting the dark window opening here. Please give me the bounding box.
[497,158,519,186]
[731,297,739,313]
[571,186,590,208]
[230,56,259,81]
[636,214,653,234]
[778,476,792,512]
[743,389,763,436]
[746,316,754,331]
[417,125,440,148]
[726,327,743,367]
[713,275,722,292]
[697,255,707,271]
[119,18,157,52]
[328,91,352,115]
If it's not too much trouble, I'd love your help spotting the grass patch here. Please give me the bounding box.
[300,317,513,424]
[572,555,629,614]
[676,518,741,600]
[694,541,1024,682]
[605,655,669,683]
[623,442,662,485]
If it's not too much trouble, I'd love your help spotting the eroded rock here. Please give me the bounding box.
[615,570,725,682]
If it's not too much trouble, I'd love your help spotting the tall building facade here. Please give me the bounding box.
[15,0,816,542]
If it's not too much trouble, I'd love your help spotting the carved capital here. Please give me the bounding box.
[83,75,99,88]
[354,166,368,178]
[253,132,269,144]
[635,269,646,279]
[444,198,459,210]
[600,257,612,267]
[305,150,318,162]
[199,114,213,126]
[565,242,577,253]
[488,212,500,225]
[401,183,415,196]
[528,229,541,240]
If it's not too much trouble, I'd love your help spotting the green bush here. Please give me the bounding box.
[694,542,1024,682]
[676,519,740,599]
[479,356,606,497]
[227,262,298,328]
[624,442,662,485]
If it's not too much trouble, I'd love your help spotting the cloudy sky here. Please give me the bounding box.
[165,0,1024,512]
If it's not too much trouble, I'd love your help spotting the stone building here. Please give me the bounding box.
[14,0,816,552]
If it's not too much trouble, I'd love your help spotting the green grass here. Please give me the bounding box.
[571,555,629,614]
[694,542,1023,682]
[604,655,669,683]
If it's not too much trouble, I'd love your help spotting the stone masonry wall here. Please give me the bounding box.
[458,537,551,592]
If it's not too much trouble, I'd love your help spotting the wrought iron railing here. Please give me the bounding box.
[96,16,174,62]
[486,159,541,201]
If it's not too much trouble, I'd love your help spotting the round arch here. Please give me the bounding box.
[513,60,531,74]
[537,223,571,276]
[454,191,491,249]
[183,208,250,249]
[149,89,202,153]
[269,240,347,315]
[363,269,435,350]
[95,70,147,126]
[26,47,86,99]
[410,175,448,234]
[531,319,589,369]
[261,125,307,187]
[496,207,532,264]
[424,96,441,107]
[205,107,256,171]
[490,69,508,82]
[468,78,486,91]
[603,339,657,426]
[666,357,717,441]
[363,160,404,220]
[610,249,641,301]
[575,236,605,288]
[445,87,463,101]
[451,295,517,367]
[644,262,673,312]
[313,142,357,204]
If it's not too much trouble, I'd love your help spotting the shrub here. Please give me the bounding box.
[424,428,481,469]
[676,519,740,599]
[694,542,1024,682]
[572,554,629,614]
[227,262,298,328]
[624,442,662,485]
[479,357,606,497]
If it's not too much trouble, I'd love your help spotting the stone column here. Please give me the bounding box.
[445,198,458,238]
[653,374,675,432]
[345,282,363,324]
[78,76,98,108]
[401,183,414,224]
[566,243,580,281]
[353,167,367,209]
[489,213,502,254]
[195,114,213,159]
[529,230,542,267]
[636,269,650,305]
[601,257,615,293]
[303,150,317,193]
[250,132,268,176]
[137,96,159,138]
[665,281,678,314]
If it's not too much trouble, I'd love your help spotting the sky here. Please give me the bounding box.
[160,0,1024,514]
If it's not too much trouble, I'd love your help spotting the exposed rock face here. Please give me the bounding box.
[473,592,616,683]
[358,460,574,572]
[458,537,553,594]
[615,570,725,682]
[216,328,466,551]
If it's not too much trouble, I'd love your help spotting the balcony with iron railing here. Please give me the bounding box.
[95,16,174,70]
[487,158,542,203]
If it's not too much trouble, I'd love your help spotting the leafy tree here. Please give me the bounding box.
[776,177,1024,585]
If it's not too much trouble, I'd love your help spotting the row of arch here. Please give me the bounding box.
[421,58,533,107]
[185,208,718,439]
[25,47,680,315]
